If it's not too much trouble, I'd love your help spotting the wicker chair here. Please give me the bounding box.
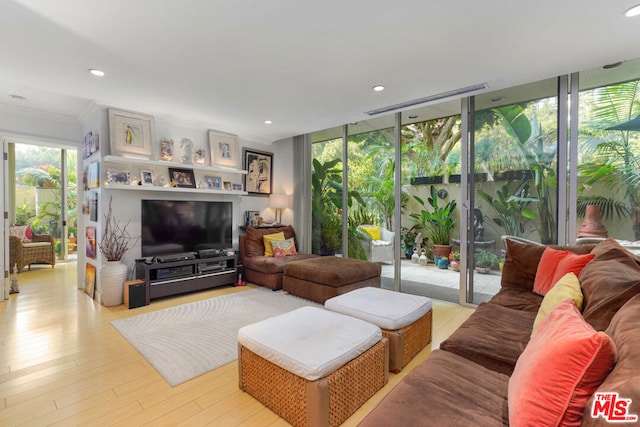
[9,233,56,273]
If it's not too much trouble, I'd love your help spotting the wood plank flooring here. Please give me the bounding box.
[0,261,475,426]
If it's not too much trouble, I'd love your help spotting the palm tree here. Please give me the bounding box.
[578,80,639,238]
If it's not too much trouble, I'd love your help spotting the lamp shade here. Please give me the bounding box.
[270,194,290,209]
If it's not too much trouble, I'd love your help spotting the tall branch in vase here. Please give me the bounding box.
[99,196,138,261]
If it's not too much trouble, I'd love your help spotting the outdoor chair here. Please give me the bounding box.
[9,225,56,273]
[357,224,394,264]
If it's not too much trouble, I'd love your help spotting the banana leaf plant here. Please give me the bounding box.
[409,185,457,245]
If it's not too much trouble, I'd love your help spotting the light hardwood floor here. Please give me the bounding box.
[0,261,475,426]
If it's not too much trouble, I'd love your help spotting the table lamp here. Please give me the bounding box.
[270,194,289,225]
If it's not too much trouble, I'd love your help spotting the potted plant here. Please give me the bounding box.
[98,197,138,306]
[400,226,419,259]
[474,250,499,274]
[410,185,457,258]
[437,256,449,269]
[450,251,461,271]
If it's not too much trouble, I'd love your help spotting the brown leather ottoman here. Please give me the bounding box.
[283,256,381,303]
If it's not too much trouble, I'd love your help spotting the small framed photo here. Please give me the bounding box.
[87,161,100,188]
[86,227,97,259]
[168,167,196,188]
[204,175,222,189]
[232,183,243,191]
[108,109,154,157]
[243,148,272,196]
[140,169,154,186]
[85,263,96,299]
[107,169,130,185]
[209,130,239,168]
[223,181,232,191]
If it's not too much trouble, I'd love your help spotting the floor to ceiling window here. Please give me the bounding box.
[306,56,640,305]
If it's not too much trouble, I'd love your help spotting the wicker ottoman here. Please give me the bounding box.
[325,287,432,373]
[238,306,389,427]
[283,257,381,304]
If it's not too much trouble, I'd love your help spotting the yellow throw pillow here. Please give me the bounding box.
[361,226,381,241]
[531,272,583,336]
[263,232,285,257]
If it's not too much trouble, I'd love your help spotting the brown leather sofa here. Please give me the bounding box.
[359,237,640,426]
[239,225,319,290]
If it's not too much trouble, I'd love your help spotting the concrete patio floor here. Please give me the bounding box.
[381,259,502,304]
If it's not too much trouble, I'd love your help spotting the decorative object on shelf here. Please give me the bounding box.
[108,108,154,157]
[411,248,419,264]
[107,169,130,185]
[98,197,139,307]
[204,175,222,189]
[85,263,96,299]
[154,174,168,187]
[209,130,239,168]
[245,210,260,227]
[86,226,96,259]
[577,205,608,238]
[168,167,196,188]
[180,138,193,164]
[418,249,428,266]
[243,147,273,196]
[140,169,154,186]
[193,148,207,165]
[223,181,232,191]
[160,138,174,161]
[232,183,243,191]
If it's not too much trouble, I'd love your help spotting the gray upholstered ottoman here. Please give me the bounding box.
[325,287,432,373]
[283,256,381,304]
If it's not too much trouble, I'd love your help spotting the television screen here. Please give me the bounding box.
[141,200,232,257]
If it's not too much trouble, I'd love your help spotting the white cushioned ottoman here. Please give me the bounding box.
[238,306,389,427]
[325,287,432,373]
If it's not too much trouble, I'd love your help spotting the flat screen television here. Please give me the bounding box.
[141,200,232,257]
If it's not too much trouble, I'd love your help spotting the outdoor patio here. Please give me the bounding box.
[381,259,502,303]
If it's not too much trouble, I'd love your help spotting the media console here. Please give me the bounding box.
[135,254,237,304]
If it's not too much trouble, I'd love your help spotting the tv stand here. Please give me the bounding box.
[136,254,237,304]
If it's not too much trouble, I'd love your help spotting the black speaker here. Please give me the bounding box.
[124,280,147,309]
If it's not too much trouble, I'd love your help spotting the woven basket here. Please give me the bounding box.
[382,309,432,372]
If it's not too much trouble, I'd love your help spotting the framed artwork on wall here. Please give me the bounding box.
[108,108,154,157]
[208,130,239,168]
[168,167,196,188]
[243,148,272,196]
[85,263,96,299]
[86,227,97,259]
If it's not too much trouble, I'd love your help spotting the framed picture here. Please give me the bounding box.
[108,108,154,157]
[87,161,100,188]
[243,148,273,196]
[86,227,97,259]
[232,183,243,191]
[107,169,130,185]
[140,169,154,186]
[204,175,222,189]
[85,263,96,299]
[223,181,232,191]
[208,130,239,168]
[168,167,196,188]
[89,192,98,222]
[244,210,260,227]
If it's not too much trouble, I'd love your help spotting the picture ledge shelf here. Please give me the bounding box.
[103,182,248,196]
[103,155,248,175]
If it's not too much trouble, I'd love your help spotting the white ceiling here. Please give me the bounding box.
[2,0,640,144]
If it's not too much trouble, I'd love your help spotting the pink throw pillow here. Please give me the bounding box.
[271,238,298,258]
[533,247,595,295]
[508,300,617,426]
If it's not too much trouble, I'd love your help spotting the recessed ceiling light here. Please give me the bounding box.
[602,61,624,69]
[490,96,504,103]
[89,68,105,77]
[264,120,272,124]
[408,115,418,119]
[9,94,26,101]
[624,4,640,17]
[372,85,385,92]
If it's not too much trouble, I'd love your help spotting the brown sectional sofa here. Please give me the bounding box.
[359,237,640,426]
[239,225,319,290]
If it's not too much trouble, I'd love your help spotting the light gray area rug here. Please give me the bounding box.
[111,288,320,386]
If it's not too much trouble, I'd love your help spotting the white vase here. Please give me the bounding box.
[100,261,128,306]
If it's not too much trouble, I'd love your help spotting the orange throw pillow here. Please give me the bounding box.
[533,247,595,295]
[508,300,617,427]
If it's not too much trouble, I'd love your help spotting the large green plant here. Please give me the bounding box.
[410,185,457,245]
[477,181,536,237]
[311,158,366,257]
